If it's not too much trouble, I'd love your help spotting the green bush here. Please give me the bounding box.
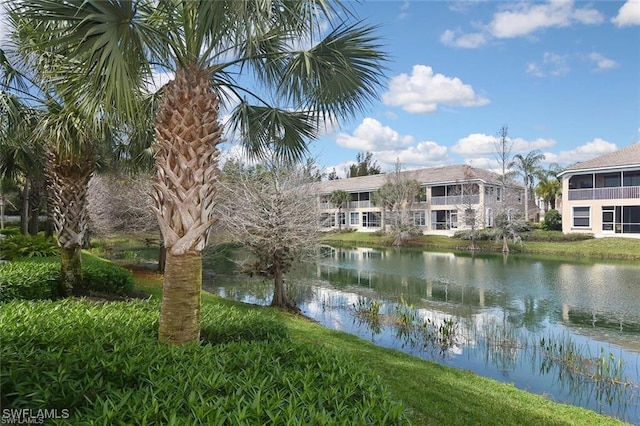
[0,227,22,237]
[519,229,594,242]
[0,299,408,425]
[0,234,58,260]
[542,209,562,231]
[0,261,58,302]
[0,252,133,302]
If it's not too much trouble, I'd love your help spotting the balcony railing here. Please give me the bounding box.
[431,195,479,205]
[568,186,640,201]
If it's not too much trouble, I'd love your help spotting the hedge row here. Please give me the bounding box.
[0,252,134,302]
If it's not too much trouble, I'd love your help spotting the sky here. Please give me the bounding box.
[1,1,639,177]
[304,0,640,176]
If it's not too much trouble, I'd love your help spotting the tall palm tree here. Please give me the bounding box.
[509,150,545,222]
[2,23,114,296]
[15,0,387,344]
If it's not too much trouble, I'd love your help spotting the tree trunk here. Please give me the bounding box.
[21,180,29,235]
[550,198,556,210]
[337,207,342,231]
[158,240,167,273]
[152,67,222,345]
[158,251,202,345]
[46,150,94,296]
[28,179,43,236]
[270,258,298,311]
[60,246,82,297]
[502,234,509,253]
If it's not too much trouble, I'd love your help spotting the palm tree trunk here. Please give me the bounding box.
[158,251,202,344]
[21,179,29,235]
[46,150,94,296]
[60,246,82,297]
[153,67,222,345]
[28,179,43,236]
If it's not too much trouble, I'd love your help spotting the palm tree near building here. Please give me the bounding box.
[509,150,545,221]
[535,163,563,211]
[14,0,387,344]
[329,190,350,231]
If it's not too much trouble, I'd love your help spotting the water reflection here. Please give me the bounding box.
[203,245,640,424]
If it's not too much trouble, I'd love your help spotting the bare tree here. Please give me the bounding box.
[493,125,522,253]
[373,161,421,246]
[454,165,483,250]
[217,162,322,311]
[87,172,158,235]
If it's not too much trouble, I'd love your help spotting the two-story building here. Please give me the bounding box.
[558,142,640,238]
[316,165,524,235]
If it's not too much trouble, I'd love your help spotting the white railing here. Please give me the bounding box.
[431,195,479,205]
[568,186,640,201]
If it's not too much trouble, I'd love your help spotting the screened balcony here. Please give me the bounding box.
[567,171,640,201]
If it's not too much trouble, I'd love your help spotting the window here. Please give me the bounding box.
[623,171,640,187]
[572,206,590,228]
[486,208,494,227]
[337,212,346,226]
[349,211,359,225]
[603,173,621,188]
[465,209,476,226]
[361,212,381,228]
[411,210,426,226]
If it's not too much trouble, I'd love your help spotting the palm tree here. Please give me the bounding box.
[535,163,563,212]
[509,150,545,222]
[329,190,350,231]
[15,0,387,344]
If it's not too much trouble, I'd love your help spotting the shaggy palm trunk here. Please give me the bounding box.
[153,67,222,345]
[502,235,509,253]
[46,151,94,296]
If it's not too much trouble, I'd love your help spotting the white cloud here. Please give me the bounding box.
[441,0,603,49]
[526,52,570,77]
[489,0,603,38]
[440,29,487,48]
[374,141,450,171]
[452,133,556,157]
[587,52,619,71]
[612,0,640,27]
[398,1,410,20]
[543,138,618,164]
[382,65,489,114]
[336,118,414,151]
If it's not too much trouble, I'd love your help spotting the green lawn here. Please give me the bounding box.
[135,273,627,425]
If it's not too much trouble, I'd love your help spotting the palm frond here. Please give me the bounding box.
[229,102,317,163]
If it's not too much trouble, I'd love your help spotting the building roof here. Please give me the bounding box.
[562,142,640,174]
[317,165,513,194]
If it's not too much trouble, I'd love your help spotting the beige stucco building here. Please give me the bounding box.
[558,142,640,238]
[316,165,525,235]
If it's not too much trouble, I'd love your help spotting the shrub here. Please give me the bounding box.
[0,252,133,302]
[542,209,562,231]
[0,234,58,260]
[0,299,408,425]
[0,227,22,237]
[0,261,58,302]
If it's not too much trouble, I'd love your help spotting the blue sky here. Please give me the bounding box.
[1,1,638,177]
[303,0,640,176]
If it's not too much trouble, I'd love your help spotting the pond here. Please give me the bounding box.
[202,245,640,424]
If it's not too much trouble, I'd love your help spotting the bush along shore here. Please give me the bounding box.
[321,229,640,261]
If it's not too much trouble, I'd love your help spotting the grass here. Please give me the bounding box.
[134,271,627,425]
[322,232,640,261]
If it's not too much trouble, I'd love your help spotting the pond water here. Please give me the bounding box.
[202,246,640,424]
